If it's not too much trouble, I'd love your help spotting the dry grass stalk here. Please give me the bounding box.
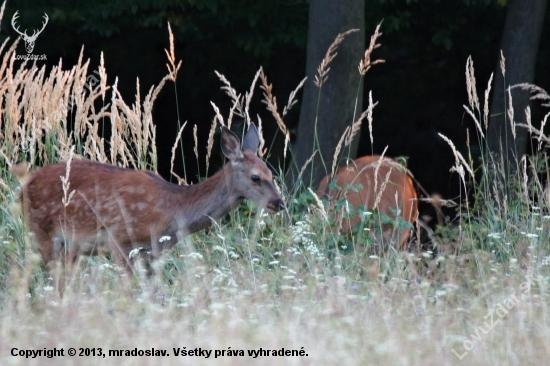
[0,39,20,86]
[514,83,550,108]
[0,150,11,169]
[81,53,110,160]
[71,50,92,140]
[520,155,529,204]
[484,73,493,130]
[260,70,302,159]
[516,112,550,150]
[0,1,5,30]
[193,124,199,161]
[466,128,474,175]
[256,115,266,158]
[345,111,364,147]
[283,131,290,160]
[498,146,506,181]
[359,22,385,76]
[346,91,378,147]
[227,101,238,130]
[84,120,105,162]
[373,167,392,210]
[538,111,550,150]
[214,70,244,118]
[205,117,217,174]
[170,121,187,184]
[330,126,350,180]
[465,56,480,113]
[373,146,388,193]
[524,106,532,136]
[315,29,359,87]
[141,76,170,167]
[0,38,12,72]
[28,116,38,165]
[463,104,484,138]
[507,87,516,139]
[340,198,349,234]
[109,78,130,168]
[283,77,307,117]
[98,52,108,101]
[61,146,75,207]
[499,50,506,76]
[210,101,225,127]
[392,191,401,219]
[259,69,288,135]
[367,91,376,147]
[164,22,182,82]
[297,150,318,185]
[438,133,474,191]
[244,68,262,126]
[169,170,187,186]
[419,195,457,208]
[307,187,327,222]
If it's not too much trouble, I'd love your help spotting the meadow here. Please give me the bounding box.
[0,7,549,365]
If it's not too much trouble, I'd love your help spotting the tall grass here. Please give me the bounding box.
[1,5,550,364]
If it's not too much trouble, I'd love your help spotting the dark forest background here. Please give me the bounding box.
[2,0,549,218]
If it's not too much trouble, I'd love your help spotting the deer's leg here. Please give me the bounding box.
[32,227,55,265]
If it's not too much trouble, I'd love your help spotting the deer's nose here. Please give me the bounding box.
[267,199,285,212]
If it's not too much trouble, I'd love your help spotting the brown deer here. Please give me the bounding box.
[317,155,418,249]
[11,124,284,270]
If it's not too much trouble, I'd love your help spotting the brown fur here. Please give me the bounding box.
[11,125,284,269]
[317,155,418,249]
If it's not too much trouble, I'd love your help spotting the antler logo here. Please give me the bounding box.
[11,11,49,54]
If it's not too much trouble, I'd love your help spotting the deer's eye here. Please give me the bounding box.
[251,175,260,183]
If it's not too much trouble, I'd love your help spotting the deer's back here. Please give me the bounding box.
[318,155,418,248]
[22,160,176,253]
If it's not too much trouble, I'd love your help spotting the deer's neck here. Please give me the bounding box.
[169,164,243,234]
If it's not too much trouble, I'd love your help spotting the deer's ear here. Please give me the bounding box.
[221,126,243,161]
[242,123,260,155]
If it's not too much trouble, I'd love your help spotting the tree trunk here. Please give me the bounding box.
[487,0,546,173]
[287,0,365,190]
